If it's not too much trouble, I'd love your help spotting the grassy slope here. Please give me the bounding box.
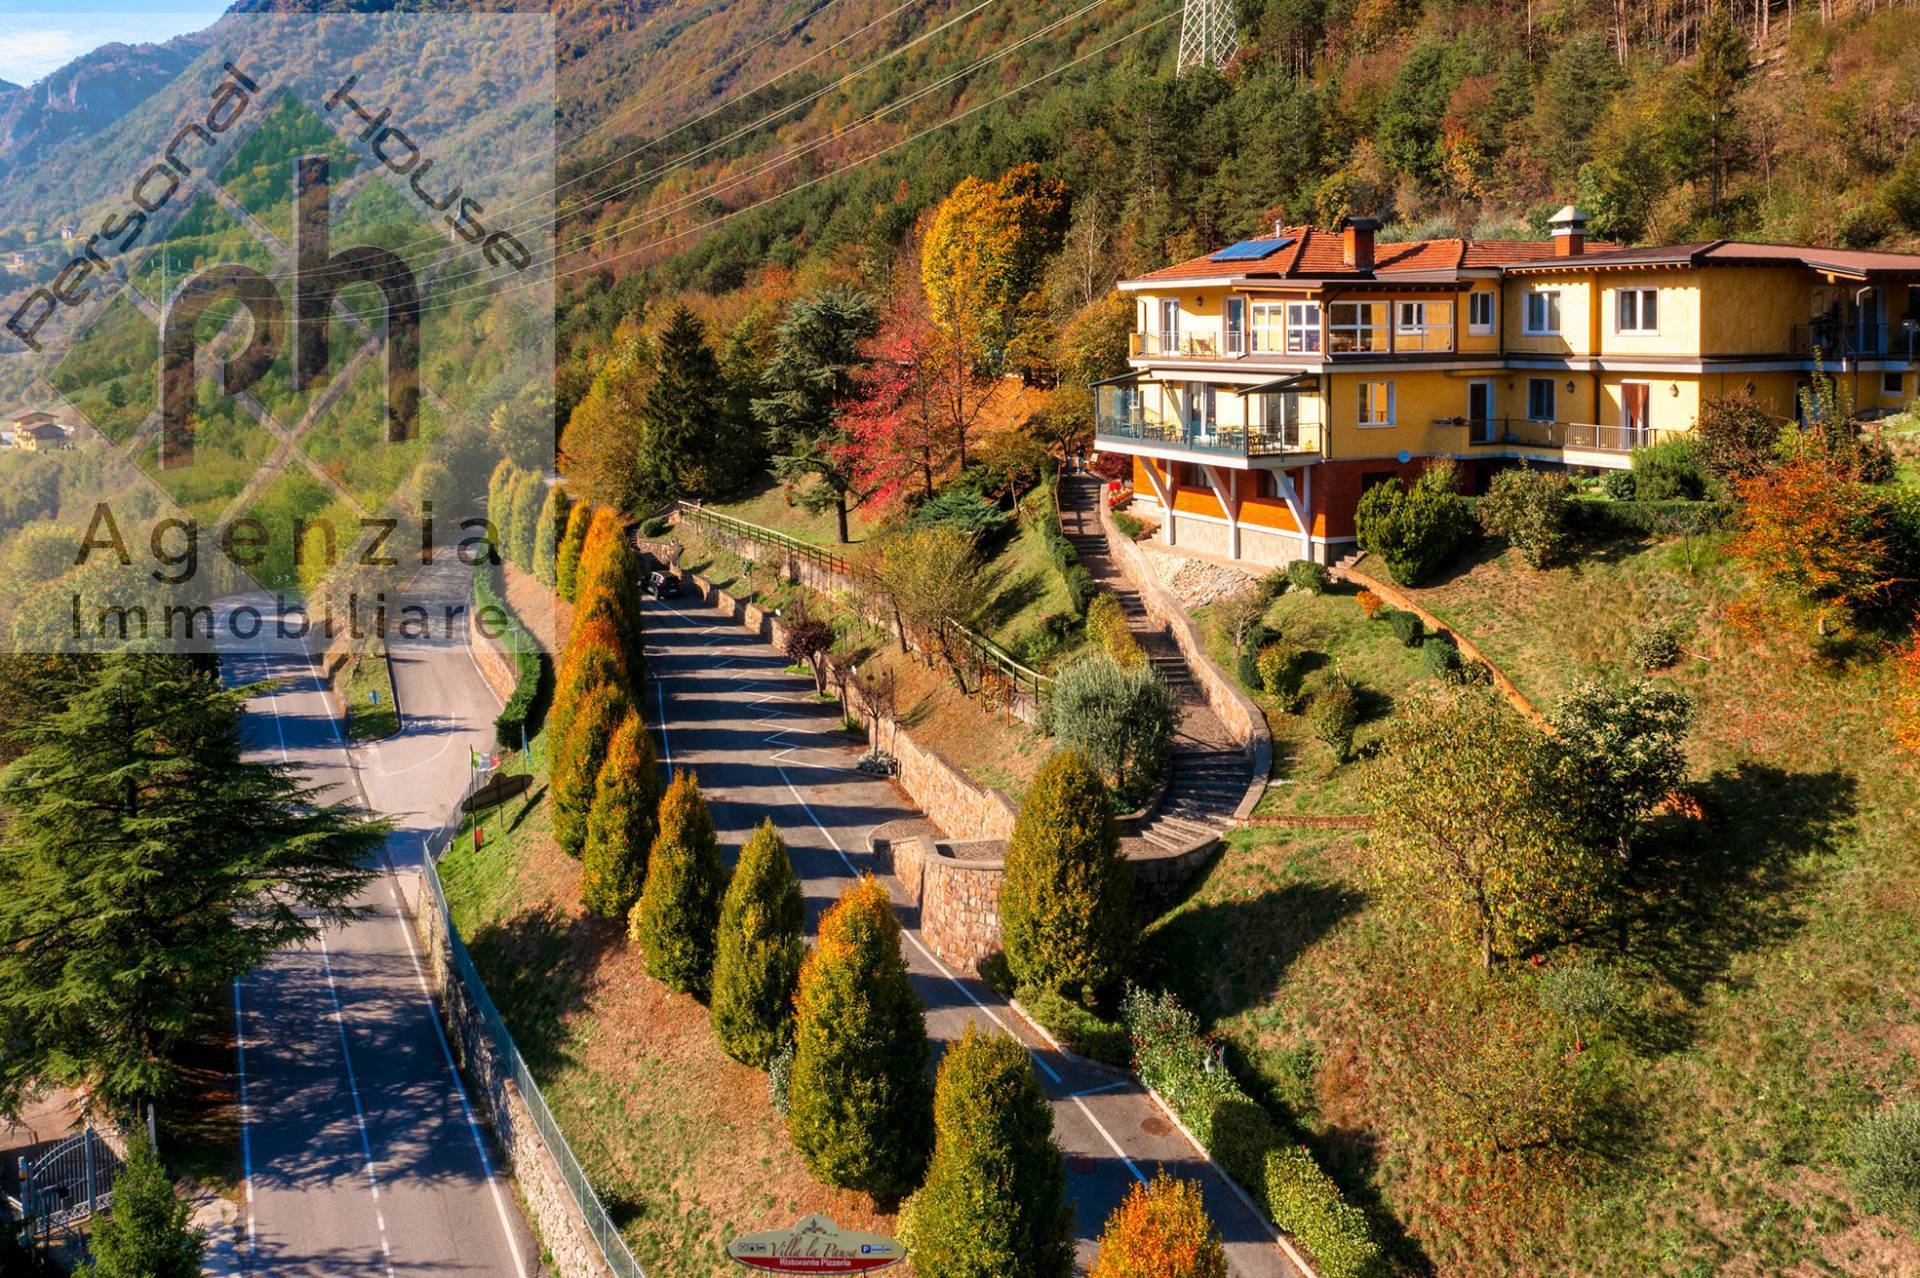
[1147,537,1920,1276]
[341,643,399,741]
[436,755,894,1276]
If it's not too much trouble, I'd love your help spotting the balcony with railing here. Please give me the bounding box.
[1098,386,1322,460]
[1790,321,1920,361]
[1130,315,1456,361]
[1437,417,1651,454]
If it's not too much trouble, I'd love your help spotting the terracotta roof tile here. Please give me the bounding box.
[1123,226,1614,285]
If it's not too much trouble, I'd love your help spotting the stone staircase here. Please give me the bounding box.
[1058,475,1253,859]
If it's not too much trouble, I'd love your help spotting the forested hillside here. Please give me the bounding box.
[551,0,1920,379]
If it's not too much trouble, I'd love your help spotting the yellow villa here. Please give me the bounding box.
[1092,207,1920,567]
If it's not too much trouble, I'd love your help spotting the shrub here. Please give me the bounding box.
[710,820,806,1067]
[1113,510,1145,540]
[1286,559,1329,595]
[533,486,570,587]
[898,1026,1072,1278]
[80,1136,203,1278]
[1628,621,1681,671]
[1548,678,1694,857]
[629,771,727,997]
[913,485,1012,536]
[1355,589,1382,619]
[1123,988,1249,1149]
[1063,565,1097,614]
[1234,619,1275,691]
[1847,1101,1920,1225]
[1535,957,1624,1037]
[1040,657,1174,798]
[1090,1174,1227,1278]
[1014,986,1130,1066]
[1256,641,1308,709]
[767,1039,796,1115]
[1383,608,1424,647]
[788,876,933,1197]
[1001,750,1132,996]
[1602,469,1637,501]
[1566,497,1737,540]
[1307,671,1361,763]
[551,681,631,857]
[1085,591,1145,668]
[1421,632,1463,682]
[555,501,593,601]
[580,713,662,919]
[1695,391,1785,482]
[1630,434,1709,501]
[1264,1147,1385,1278]
[1354,464,1472,586]
[638,514,670,538]
[474,558,546,749]
[1477,467,1574,568]
[1255,568,1290,604]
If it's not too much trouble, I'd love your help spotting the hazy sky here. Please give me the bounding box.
[0,2,232,87]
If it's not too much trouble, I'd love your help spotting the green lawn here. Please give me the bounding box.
[703,474,881,547]
[341,642,398,740]
[1146,536,1920,1277]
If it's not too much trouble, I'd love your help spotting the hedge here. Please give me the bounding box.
[1121,988,1382,1276]
[473,550,546,750]
[1033,481,1092,617]
[1567,498,1737,539]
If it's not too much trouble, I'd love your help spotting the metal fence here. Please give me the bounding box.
[17,1126,121,1236]
[672,502,1051,719]
[416,844,646,1278]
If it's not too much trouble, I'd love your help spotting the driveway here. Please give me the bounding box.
[643,587,1297,1278]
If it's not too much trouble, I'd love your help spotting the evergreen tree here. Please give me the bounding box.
[629,771,727,996]
[552,680,631,858]
[548,612,632,785]
[751,288,881,543]
[574,507,646,660]
[1089,1175,1227,1278]
[638,306,728,503]
[0,657,385,1110]
[534,485,570,588]
[556,501,593,601]
[581,713,662,919]
[1681,5,1752,219]
[787,875,933,1198]
[506,469,544,571]
[76,1138,202,1278]
[999,749,1131,997]
[486,459,519,545]
[710,819,805,1067]
[899,1025,1071,1278]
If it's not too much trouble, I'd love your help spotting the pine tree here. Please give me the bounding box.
[787,875,932,1199]
[551,680,631,858]
[556,501,593,601]
[1089,1175,1227,1278]
[710,820,805,1067]
[629,771,727,996]
[0,657,384,1110]
[534,485,570,588]
[76,1138,202,1278]
[899,1025,1071,1278]
[639,305,728,503]
[581,713,662,919]
[999,749,1131,997]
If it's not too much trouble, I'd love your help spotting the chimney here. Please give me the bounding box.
[1340,216,1380,272]
[1549,205,1588,257]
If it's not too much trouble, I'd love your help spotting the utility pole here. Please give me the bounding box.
[1177,0,1239,74]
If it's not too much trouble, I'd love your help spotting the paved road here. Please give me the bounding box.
[643,588,1297,1278]
[217,561,538,1278]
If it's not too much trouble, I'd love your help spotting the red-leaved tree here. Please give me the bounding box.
[841,293,947,507]
[1893,631,1920,761]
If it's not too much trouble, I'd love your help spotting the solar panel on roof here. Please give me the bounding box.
[1209,236,1292,262]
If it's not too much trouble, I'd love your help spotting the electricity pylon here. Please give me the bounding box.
[1177,0,1239,74]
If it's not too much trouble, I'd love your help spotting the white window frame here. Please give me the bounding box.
[1249,301,1285,353]
[1526,377,1556,422]
[1284,300,1321,353]
[1615,287,1659,335]
[1329,301,1388,352]
[1357,380,1396,428]
[1524,289,1562,336]
[1224,296,1247,354]
[1396,301,1427,333]
[1468,290,1495,335]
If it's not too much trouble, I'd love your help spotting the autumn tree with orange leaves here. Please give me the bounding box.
[1894,632,1920,761]
[1728,431,1899,636]
[841,291,948,506]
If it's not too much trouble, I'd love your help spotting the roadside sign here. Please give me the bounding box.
[727,1216,904,1273]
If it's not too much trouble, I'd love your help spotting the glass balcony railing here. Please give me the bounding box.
[1096,402,1321,458]
[1791,322,1920,360]
[1436,417,1650,453]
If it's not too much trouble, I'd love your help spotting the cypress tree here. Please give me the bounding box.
[575,507,645,660]
[486,459,519,545]
[710,819,805,1067]
[547,613,631,784]
[0,657,384,1110]
[77,1137,202,1278]
[899,1025,1072,1278]
[1000,749,1131,996]
[506,469,544,570]
[534,485,570,588]
[1089,1175,1227,1278]
[787,875,932,1199]
[556,501,593,601]
[552,680,630,858]
[630,771,727,995]
[581,713,661,919]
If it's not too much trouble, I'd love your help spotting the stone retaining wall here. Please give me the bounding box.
[407,873,612,1278]
[1095,500,1272,822]
[887,837,1006,975]
[687,572,1019,844]
[468,595,519,704]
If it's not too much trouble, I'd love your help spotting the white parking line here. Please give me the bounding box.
[318,934,398,1278]
[231,981,256,1259]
